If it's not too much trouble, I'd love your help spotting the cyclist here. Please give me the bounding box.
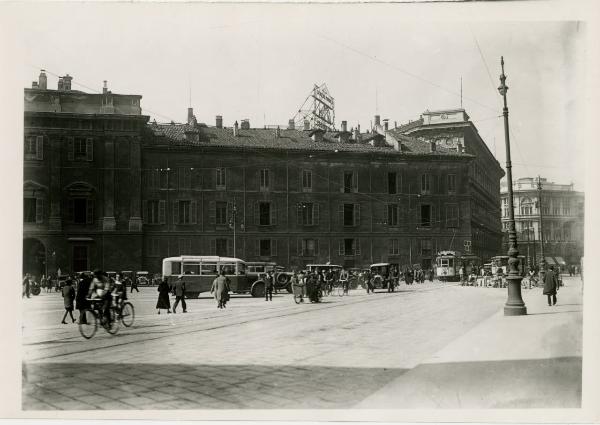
[325,269,335,295]
[87,270,113,324]
[112,272,127,311]
[339,268,349,295]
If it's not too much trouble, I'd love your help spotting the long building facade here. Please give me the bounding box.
[23,72,504,277]
[500,177,584,268]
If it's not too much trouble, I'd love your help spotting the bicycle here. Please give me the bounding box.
[78,298,120,339]
[116,299,135,327]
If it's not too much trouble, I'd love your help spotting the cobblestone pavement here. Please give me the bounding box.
[22,281,510,409]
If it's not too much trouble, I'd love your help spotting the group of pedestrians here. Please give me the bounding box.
[156,276,189,313]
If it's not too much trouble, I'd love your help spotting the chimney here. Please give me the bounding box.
[103,80,108,94]
[187,107,194,124]
[430,141,437,152]
[275,126,281,138]
[341,120,347,132]
[31,81,39,88]
[288,119,295,130]
[303,120,310,131]
[374,115,381,127]
[457,142,463,153]
[38,70,47,90]
[353,128,360,143]
[394,121,397,129]
[62,74,72,91]
[338,120,350,143]
[215,115,223,129]
[241,119,250,130]
[383,119,389,131]
[57,77,64,91]
[233,121,239,137]
[310,128,324,143]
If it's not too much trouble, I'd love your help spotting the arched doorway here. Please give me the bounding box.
[23,238,46,279]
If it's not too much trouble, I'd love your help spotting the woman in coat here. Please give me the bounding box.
[61,279,76,324]
[156,277,171,314]
[543,265,559,306]
[211,270,230,309]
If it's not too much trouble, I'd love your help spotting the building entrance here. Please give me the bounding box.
[23,238,46,279]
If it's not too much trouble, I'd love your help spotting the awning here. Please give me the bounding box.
[545,256,556,265]
[554,256,567,266]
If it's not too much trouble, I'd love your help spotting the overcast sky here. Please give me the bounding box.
[11,3,586,190]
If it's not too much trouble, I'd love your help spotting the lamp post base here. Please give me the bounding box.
[504,279,527,316]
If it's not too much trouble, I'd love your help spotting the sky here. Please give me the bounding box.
[7,3,587,190]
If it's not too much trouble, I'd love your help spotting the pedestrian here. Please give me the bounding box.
[265,271,274,301]
[172,276,187,313]
[459,265,465,285]
[211,270,230,309]
[130,275,139,293]
[340,267,349,295]
[76,272,92,324]
[291,271,305,303]
[22,273,31,298]
[543,265,559,306]
[61,279,76,324]
[156,277,171,314]
[428,268,434,282]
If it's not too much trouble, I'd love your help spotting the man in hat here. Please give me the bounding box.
[172,276,187,313]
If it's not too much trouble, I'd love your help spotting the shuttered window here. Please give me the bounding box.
[68,137,93,161]
[24,135,43,160]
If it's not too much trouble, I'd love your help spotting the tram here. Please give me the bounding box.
[490,255,526,276]
[435,251,461,281]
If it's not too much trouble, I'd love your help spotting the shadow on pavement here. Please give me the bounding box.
[358,356,581,409]
[22,362,408,410]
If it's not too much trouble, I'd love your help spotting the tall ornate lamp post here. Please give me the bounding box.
[537,176,546,282]
[498,57,527,316]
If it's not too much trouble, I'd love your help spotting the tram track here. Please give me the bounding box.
[24,283,460,362]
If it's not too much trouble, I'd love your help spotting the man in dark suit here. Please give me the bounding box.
[265,271,274,301]
[172,276,187,313]
[543,265,559,306]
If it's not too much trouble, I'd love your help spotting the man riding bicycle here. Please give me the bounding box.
[112,272,127,311]
[87,270,113,324]
[339,268,349,295]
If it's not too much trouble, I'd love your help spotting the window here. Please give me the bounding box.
[386,204,399,226]
[260,169,270,191]
[216,168,226,190]
[340,238,361,256]
[259,202,271,226]
[343,171,357,193]
[420,239,433,256]
[173,200,196,225]
[216,202,228,225]
[302,170,313,192]
[24,197,37,223]
[388,172,397,194]
[144,200,166,225]
[446,204,459,228]
[420,204,432,227]
[563,203,571,216]
[72,246,88,273]
[68,137,93,161]
[259,239,272,257]
[552,200,561,216]
[178,168,191,189]
[502,198,509,218]
[24,135,43,160]
[520,198,532,215]
[447,174,456,194]
[299,239,318,256]
[182,262,200,275]
[343,203,360,226]
[178,238,192,255]
[421,174,431,194]
[216,239,228,256]
[298,202,319,226]
[389,239,400,255]
[68,198,94,224]
[148,238,160,257]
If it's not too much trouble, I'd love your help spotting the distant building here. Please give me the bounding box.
[392,109,505,261]
[23,71,505,276]
[500,177,584,268]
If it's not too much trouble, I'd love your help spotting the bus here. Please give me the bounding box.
[161,256,267,298]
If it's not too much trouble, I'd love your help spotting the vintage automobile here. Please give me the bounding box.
[245,262,292,293]
[162,256,268,298]
[369,263,394,290]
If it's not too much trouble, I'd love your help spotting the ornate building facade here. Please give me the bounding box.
[23,72,505,276]
[500,177,584,267]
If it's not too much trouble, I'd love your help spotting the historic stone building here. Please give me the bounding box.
[23,70,149,277]
[23,72,504,276]
[500,177,584,268]
[391,109,505,262]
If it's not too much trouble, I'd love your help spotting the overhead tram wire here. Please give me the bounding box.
[314,33,501,115]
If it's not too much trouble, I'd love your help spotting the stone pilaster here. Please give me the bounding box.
[48,135,62,231]
[102,136,116,231]
[128,135,143,232]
